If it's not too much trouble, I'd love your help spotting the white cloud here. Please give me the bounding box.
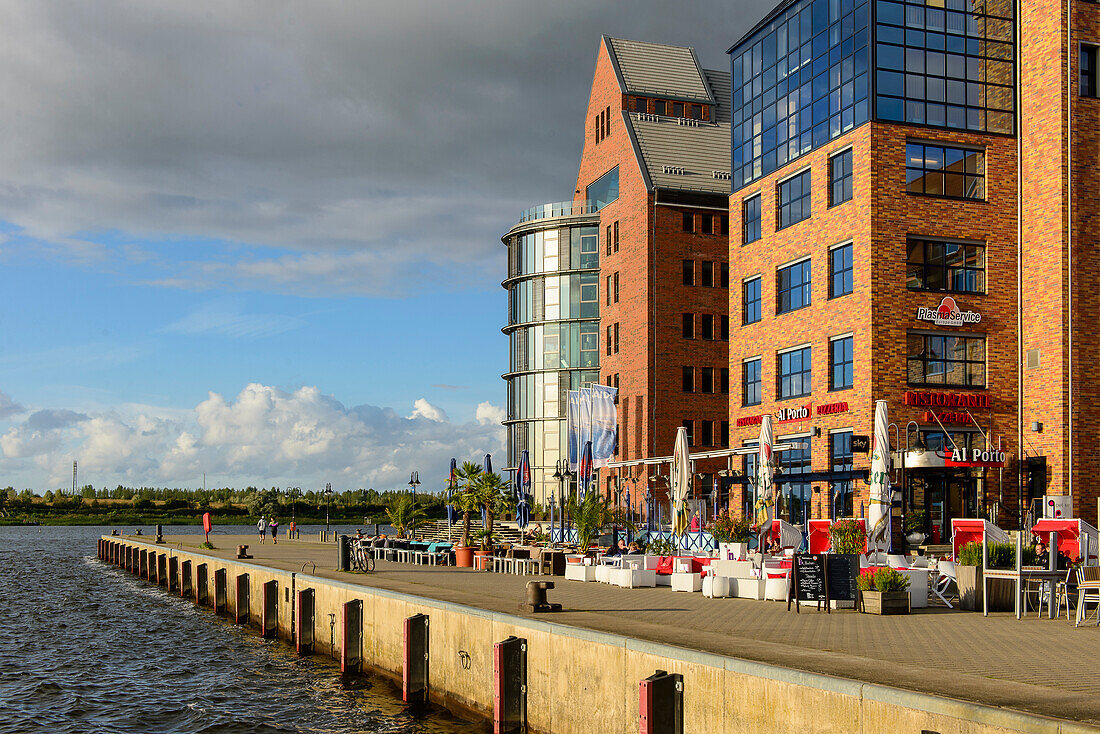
[162,301,306,339]
[0,390,25,419]
[0,383,505,491]
[476,401,506,426]
[409,398,447,422]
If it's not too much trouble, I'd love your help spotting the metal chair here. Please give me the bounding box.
[1075,566,1100,627]
[932,560,957,609]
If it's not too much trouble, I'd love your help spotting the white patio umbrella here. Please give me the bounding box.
[754,415,776,552]
[670,426,691,538]
[868,400,893,554]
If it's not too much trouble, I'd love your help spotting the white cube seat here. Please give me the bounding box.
[565,564,596,582]
[671,572,702,592]
[702,573,731,598]
[609,568,657,588]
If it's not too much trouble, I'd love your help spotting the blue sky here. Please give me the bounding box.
[0,1,744,491]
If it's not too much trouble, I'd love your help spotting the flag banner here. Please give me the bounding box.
[578,386,593,455]
[567,390,581,471]
[590,384,618,468]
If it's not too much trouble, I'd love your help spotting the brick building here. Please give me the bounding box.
[504,37,734,511]
[725,0,1100,536]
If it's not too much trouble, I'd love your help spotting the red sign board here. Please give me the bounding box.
[920,410,970,425]
[904,391,990,409]
[735,401,849,428]
[943,448,1008,468]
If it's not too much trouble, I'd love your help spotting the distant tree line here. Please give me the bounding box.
[0,484,449,525]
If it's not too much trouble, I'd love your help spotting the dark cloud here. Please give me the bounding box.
[0,1,756,296]
[25,409,90,432]
[0,391,24,420]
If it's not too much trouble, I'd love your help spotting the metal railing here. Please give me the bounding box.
[518,200,598,223]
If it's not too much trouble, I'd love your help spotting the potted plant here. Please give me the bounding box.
[904,510,927,547]
[829,518,866,556]
[955,541,984,611]
[451,461,483,567]
[567,492,614,551]
[858,567,911,614]
[709,510,752,559]
[384,493,425,539]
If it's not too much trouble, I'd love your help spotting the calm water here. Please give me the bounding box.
[0,525,481,734]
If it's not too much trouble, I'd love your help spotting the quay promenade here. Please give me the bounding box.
[111,533,1100,732]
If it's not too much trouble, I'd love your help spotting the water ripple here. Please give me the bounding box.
[0,525,479,734]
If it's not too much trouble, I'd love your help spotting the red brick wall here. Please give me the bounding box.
[727,120,1021,529]
[572,39,731,509]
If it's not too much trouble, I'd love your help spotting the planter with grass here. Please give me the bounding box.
[858,567,911,615]
[956,541,1032,611]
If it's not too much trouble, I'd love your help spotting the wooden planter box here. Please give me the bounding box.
[861,590,910,615]
[957,566,1015,611]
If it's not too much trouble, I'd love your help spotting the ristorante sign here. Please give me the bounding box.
[916,296,981,327]
[904,391,990,409]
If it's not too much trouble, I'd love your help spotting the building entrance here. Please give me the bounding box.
[907,472,981,544]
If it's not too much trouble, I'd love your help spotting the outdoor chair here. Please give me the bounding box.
[1075,566,1100,627]
[932,560,957,608]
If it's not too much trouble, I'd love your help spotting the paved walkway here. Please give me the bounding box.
[152,533,1100,726]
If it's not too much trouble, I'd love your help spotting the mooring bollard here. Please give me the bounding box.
[521,580,561,613]
[639,670,683,734]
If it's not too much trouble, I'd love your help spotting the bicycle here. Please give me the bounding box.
[350,539,375,573]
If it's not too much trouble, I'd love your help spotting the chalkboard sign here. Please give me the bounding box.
[826,554,859,603]
[788,553,827,612]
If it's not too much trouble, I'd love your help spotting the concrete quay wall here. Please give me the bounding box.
[98,537,1094,734]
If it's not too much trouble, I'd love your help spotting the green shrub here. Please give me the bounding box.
[647,537,676,556]
[856,567,911,592]
[709,511,753,543]
[829,519,865,555]
[903,510,926,535]
[956,540,1036,567]
[957,541,983,566]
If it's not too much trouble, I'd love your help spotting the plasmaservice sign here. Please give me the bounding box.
[916,296,981,327]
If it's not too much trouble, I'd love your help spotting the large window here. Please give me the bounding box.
[829,243,853,298]
[682,420,695,447]
[778,438,811,524]
[874,0,1015,135]
[830,431,854,519]
[778,170,812,229]
[682,366,694,393]
[682,259,695,286]
[701,367,714,394]
[682,313,694,339]
[778,346,812,399]
[730,0,871,190]
[743,358,762,406]
[701,314,715,340]
[907,332,985,386]
[743,277,762,324]
[830,149,853,206]
[586,166,619,209]
[905,143,985,199]
[777,259,811,314]
[1082,45,1099,98]
[830,335,853,391]
[743,195,761,244]
[907,238,985,293]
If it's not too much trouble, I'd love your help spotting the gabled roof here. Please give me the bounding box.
[627,113,731,195]
[605,36,714,103]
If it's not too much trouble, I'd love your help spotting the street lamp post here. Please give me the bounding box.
[408,471,420,495]
[323,483,333,536]
[552,459,573,546]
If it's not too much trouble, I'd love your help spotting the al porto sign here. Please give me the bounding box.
[916,296,981,327]
[944,447,1008,468]
[735,401,849,428]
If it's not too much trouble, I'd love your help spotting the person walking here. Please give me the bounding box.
[257,516,267,544]
[269,517,279,545]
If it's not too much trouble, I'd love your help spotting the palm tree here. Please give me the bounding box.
[473,471,515,550]
[385,493,426,539]
[567,492,615,550]
[452,461,483,548]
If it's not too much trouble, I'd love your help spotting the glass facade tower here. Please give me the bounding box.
[502,202,600,503]
[730,0,1016,191]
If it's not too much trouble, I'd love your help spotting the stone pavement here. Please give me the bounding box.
[155,533,1100,726]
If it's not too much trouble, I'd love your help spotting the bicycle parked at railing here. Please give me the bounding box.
[350,539,375,573]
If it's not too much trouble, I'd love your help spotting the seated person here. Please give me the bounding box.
[626,542,643,555]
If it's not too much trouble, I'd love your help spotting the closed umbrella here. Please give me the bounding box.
[671,426,691,538]
[754,415,776,553]
[481,453,492,531]
[578,440,593,498]
[446,457,457,525]
[517,450,531,502]
[868,400,893,555]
